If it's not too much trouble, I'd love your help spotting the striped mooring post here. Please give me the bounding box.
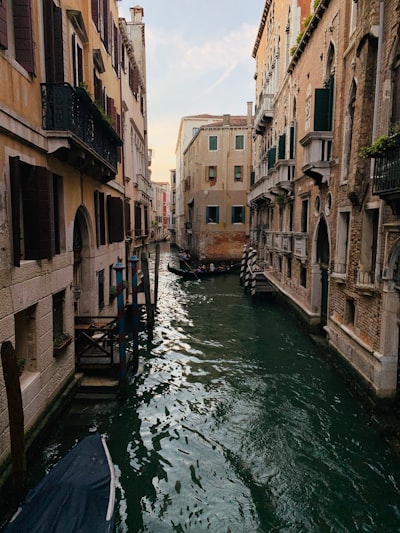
[244,247,253,292]
[129,254,139,375]
[250,248,258,296]
[113,260,127,397]
[240,245,248,286]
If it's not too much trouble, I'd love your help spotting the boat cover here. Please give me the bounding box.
[5,433,115,533]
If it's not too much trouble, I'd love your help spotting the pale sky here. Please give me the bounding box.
[118,1,264,181]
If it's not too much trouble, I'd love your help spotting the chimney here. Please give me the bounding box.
[130,6,144,23]
[247,101,253,127]
[222,114,230,126]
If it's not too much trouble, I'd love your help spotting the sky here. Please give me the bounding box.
[118,1,264,182]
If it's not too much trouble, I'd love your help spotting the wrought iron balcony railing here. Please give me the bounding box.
[372,144,400,197]
[41,83,122,179]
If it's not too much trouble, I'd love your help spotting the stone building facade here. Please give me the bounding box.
[0,1,150,472]
[250,0,400,399]
[183,107,253,262]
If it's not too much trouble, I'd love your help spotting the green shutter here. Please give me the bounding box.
[289,126,295,159]
[241,206,245,223]
[216,206,219,223]
[206,206,210,223]
[278,134,286,159]
[314,85,333,131]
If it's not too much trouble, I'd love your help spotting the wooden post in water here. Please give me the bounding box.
[240,245,248,286]
[113,261,127,398]
[1,341,26,503]
[129,254,139,374]
[141,251,154,339]
[154,243,160,309]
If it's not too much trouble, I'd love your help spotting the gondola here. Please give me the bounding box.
[168,263,240,280]
[5,433,115,533]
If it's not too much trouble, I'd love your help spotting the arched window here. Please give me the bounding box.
[342,80,357,181]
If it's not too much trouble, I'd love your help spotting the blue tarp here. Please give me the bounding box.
[5,433,115,533]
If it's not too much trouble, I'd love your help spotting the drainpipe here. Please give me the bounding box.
[374,0,384,283]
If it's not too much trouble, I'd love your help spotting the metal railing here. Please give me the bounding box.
[41,83,121,171]
[373,145,400,195]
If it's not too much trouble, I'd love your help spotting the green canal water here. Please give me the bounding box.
[8,248,400,532]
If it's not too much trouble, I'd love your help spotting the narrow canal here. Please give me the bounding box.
[13,247,400,532]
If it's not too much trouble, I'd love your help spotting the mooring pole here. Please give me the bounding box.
[141,251,154,340]
[113,260,127,398]
[1,341,26,504]
[129,254,139,374]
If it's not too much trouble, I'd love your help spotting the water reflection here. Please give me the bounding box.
[12,246,400,532]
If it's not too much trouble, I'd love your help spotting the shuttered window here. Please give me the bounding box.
[13,0,35,74]
[206,206,219,224]
[10,157,58,265]
[278,134,286,160]
[94,190,106,246]
[231,206,245,224]
[0,2,7,49]
[107,195,124,243]
[314,76,334,131]
[124,200,131,237]
[91,0,100,31]
[392,60,400,124]
[43,0,64,83]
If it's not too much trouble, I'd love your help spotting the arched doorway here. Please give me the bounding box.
[312,217,330,326]
[73,207,93,316]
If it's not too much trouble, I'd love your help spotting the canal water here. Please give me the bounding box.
[10,247,400,532]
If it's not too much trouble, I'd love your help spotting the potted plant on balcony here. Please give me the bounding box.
[53,333,72,355]
[17,358,26,376]
[360,126,400,158]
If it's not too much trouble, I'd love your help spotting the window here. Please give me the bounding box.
[235,135,244,150]
[300,264,307,287]
[98,269,105,309]
[94,190,106,246]
[336,211,350,274]
[0,0,35,74]
[209,135,218,151]
[231,206,245,224]
[392,56,400,125]
[193,127,199,137]
[43,0,64,83]
[53,291,65,339]
[206,206,219,224]
[359,208,379,282]
[301,199,309,232]
[107,195,124,243]
[345,298,356,326]
[234,166,243,181]
[71,34,84,88]
[10,157,61,266]
[207,166,217,183]
[287,257,292,279]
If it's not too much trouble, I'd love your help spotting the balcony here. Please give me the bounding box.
[293,233,308,260]
[254,93,274,135]
[354,268,375,295]
[372,140,400,214]
[41,83,122,182]
[300,131,333,186]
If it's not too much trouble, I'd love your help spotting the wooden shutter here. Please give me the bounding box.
[278,134,286,160]
[94,190,106,246]
[91,0,100,30]
[43,0,64,83]
[14,0,35,75]
[289,125,295,159]
[9,157,21,267]
[36,166,55,259]
[107,196,124,243]
[0,2,8,49]
[314,79,334,131]
[124,200,131,236]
